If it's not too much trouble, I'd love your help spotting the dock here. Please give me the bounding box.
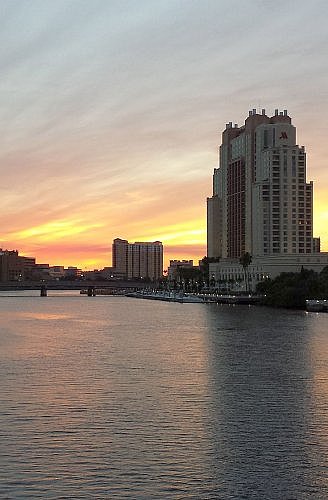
[126,291,262,305]
[306,299,328,312]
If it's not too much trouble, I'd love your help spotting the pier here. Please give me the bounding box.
[306,299,328,312]
[126,290,262,305]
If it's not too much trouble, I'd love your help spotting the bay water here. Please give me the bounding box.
[0,292,327,499]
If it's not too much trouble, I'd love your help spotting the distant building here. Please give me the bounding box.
[64,267,82,279]
[313,237,321,253]
[207,195,221,260]
[168,260,194,280]
[101,267,126,280]
[112,238,129,276]
[82,267,126,281]
[32,263,51,281]
[49,266,65,279]
[0,249,35,281]
[112,238,163,280]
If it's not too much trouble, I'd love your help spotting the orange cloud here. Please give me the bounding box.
[9,219,105,242]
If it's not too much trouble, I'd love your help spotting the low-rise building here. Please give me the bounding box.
[0,249,36,281]
[32,263,51,281]
[209,253,328,292]
[168,260,194,280]
[64,267,82,279]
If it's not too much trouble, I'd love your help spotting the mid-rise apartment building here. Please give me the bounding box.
[112,238,163,280]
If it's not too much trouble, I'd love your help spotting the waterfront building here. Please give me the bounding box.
[312,237,321,253]
[49,266,65,279]
[112,238,129,276]
[207,195,221,260]
[32,263,51,281]
[168,260,195,280]
[214,253,328,292]
[207,109,327,290]
[64,267,82,279]
[112,238,163,281]
[0,249,36,281]
[100,267,126,280]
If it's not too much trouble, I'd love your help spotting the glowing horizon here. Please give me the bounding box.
[0,1,327,271]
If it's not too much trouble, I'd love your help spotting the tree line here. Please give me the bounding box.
[256,266,328,309]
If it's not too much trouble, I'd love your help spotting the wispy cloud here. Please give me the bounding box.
[0,0,327,267]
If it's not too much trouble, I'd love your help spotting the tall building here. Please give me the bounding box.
[208,108,317,258]
[112,238,163,280]
[112,238,129,275]
[207,109,328,288]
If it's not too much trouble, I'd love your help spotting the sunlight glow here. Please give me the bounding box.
[10,219,105,242]
[135,220,206,245]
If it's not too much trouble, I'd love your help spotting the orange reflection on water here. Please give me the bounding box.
[21,312,72,321]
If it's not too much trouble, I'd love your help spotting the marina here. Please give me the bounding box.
[126,290,262,305]
[126,290,205,303]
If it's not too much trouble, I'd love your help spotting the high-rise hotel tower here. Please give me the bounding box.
[208,108,318,259]
[207,109,326,287]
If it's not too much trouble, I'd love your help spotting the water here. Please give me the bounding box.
[0,292,327,499]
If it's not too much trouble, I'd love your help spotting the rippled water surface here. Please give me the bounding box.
[0,292,327,499]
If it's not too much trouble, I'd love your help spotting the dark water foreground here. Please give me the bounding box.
[0,292,327,499]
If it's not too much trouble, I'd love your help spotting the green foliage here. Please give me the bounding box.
[239,252,252,269]
[239,252,252,292]
[257,267,328,309]
[319,265,328,292]
[176,266,201,282]
[200,256,220,284]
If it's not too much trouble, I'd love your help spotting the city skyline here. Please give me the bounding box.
[1,1,327,270]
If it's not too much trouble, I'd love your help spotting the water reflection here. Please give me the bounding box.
[0,296,327,498]
[18,312,72,320]
[205,305,327,498]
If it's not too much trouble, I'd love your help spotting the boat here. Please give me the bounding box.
[306,299,328,312]
[181,295,204,303]
[126,291,204,303]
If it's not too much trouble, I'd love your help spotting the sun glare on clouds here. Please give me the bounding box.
[0,1,327,268]
[9,219,105,242]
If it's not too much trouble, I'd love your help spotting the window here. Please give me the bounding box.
[264,130,268,148]
[292,156,296,177]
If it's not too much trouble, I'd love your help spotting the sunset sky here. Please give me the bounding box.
[1,0,327,270]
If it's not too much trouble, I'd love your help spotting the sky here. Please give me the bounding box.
[0,0,327,270]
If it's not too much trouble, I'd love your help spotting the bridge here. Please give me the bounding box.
[0,280,150,292]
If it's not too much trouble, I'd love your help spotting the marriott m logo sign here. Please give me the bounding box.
[279,131,288,139]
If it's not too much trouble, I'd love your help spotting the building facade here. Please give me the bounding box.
[112,238,163,280]
[0,249,36,281]
[207,109,325,289]
[211,253,328,292]
[167,260,194,280]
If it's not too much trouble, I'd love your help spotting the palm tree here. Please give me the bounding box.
[240,252,252,293]
[200,256,220,285]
